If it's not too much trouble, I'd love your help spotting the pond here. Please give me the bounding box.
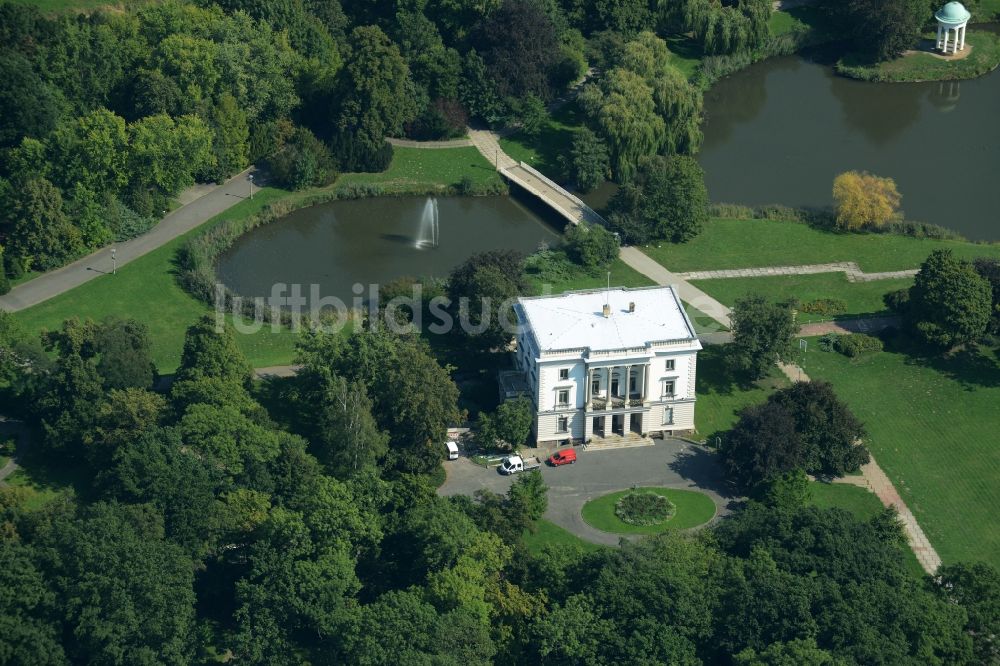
[216,195,561,302]
[698,47,1000,240]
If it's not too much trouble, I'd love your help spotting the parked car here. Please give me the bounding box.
[445,441,459,460]
[547,448,577,466]
[498,455,542,475]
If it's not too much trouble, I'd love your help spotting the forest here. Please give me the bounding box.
[1,310,997,664]
[0,0,771,284]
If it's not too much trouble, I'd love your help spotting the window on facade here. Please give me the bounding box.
[557,416,568,433]
[663,380,675,397]
[559,368,569,380]
[665,359,675,371]
[557,389,570,406]
[591,379,600,395]
[663,407,674,425]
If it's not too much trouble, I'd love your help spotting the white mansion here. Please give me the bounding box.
[512,286,702,445]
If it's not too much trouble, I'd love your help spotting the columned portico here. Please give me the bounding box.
[935,2,971,55]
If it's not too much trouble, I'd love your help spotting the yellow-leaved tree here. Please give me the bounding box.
[832,171,902,230]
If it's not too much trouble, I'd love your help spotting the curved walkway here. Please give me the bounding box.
[0,167,260,312]
[678,261,918,283]
[438,438,734,546]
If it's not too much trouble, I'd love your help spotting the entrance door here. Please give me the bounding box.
[629,413,642,434]
[611,415,624,436]
[610,377,619,397]
[592,416,604,437]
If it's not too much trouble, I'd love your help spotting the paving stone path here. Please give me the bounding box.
[622,247,942,575]
[678,261,918,283]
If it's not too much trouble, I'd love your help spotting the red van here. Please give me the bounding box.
[548,448,577,466]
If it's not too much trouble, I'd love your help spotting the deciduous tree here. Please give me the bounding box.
[906,249,992,349]
[832,170,901,230]
[727,294,797,380]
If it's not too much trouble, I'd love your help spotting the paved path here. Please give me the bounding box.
[387,137,474,148]
[467,128,605,227]
[679,261,918,283]
[439,438,735,546]
[0,167,260,312]
[619,247,733,328]
[0,418,29,486]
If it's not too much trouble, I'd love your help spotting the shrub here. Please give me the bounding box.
[329,131,393,174]
[615,491,675,526]
[563,223,618,269]
[800,298,848,317]
[818,332,840,352]
[835,333,884,357]
[268,127,337,190]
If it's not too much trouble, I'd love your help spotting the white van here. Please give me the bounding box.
[445,441,459,460]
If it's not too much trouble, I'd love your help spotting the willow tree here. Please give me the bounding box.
[579,68,664,181]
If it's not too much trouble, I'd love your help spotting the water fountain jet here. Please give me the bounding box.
[415,197,439,249]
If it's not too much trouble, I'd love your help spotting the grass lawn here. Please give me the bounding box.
[522,518,605,555]
[809,481,926,579]
[694,344,788,439]
[582,487,717,534]
[4,468,75,511]
[6,0,141,12]
[643,218,1000,273]
[799,339,1000,571]
[691,273,914,323]
[663,34,705,79]
[337,146,503,191]
[837,31,1000,82]
[13,147,502,373]
[498,102,586,183]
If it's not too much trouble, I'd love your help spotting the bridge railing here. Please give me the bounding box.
[507,161,606,225]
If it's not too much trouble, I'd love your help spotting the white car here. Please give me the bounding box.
[445,441,459,460]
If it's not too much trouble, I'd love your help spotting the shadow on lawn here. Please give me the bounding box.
[883,329,1000,390]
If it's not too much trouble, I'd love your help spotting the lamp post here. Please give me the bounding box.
[111,248,117,275]
[248,173,254,200]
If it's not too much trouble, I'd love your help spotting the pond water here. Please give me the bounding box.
[216,195,561,302]
[698,48,1000,240]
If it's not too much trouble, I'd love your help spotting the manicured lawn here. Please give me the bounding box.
[663,34,705,79]
[837,31,1000,82]
[5,468,74,511]
[498,102,586,183]
[522,519,605,555]
[14,188,300,373]
[691,273,914,323]
[809,482,926,579]
[643,218,1000,273]
[338,146,503,190]
[582,487,717,534]
[799,340,1000,571]
[694,344,787,439]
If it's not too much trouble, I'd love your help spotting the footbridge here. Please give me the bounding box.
[467,129,606,227]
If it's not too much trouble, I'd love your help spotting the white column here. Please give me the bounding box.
[586,366,593,410]
[961,25,966,51]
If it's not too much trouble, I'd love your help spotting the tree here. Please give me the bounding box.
[448,250,528,352]
[315,374,390,477]
[973,257,1000,334]
[609,155,708,244]
[508,469,547,522]
[209,92,250,180]
[569,128,610,192]
[769,381,869,477]
[721,401,803,491]
[128,114,215,197]
[0,310,47,408]
[931,562,1000,665]
[0,50,60,149]
[175,315,254,388]
[337,26,418,149]
[472,0,560,101]
[477,396,534,451]
[155,33,221,108]
[727,294,797,380]
[93,317,156,390]
[267,126,337,190]
[0,540,65,665]
[36,502,197,665]
[47,109,129,196]
[4,178,83,270]
[832,170,901,230]
[563,222,619,269]
[829,0,928,62]
[906,250,992,349]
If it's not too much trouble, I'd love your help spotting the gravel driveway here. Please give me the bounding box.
[439,438,737,546]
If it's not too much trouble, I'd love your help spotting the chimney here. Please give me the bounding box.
[628,301,635,313]
[602,304,610,318]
